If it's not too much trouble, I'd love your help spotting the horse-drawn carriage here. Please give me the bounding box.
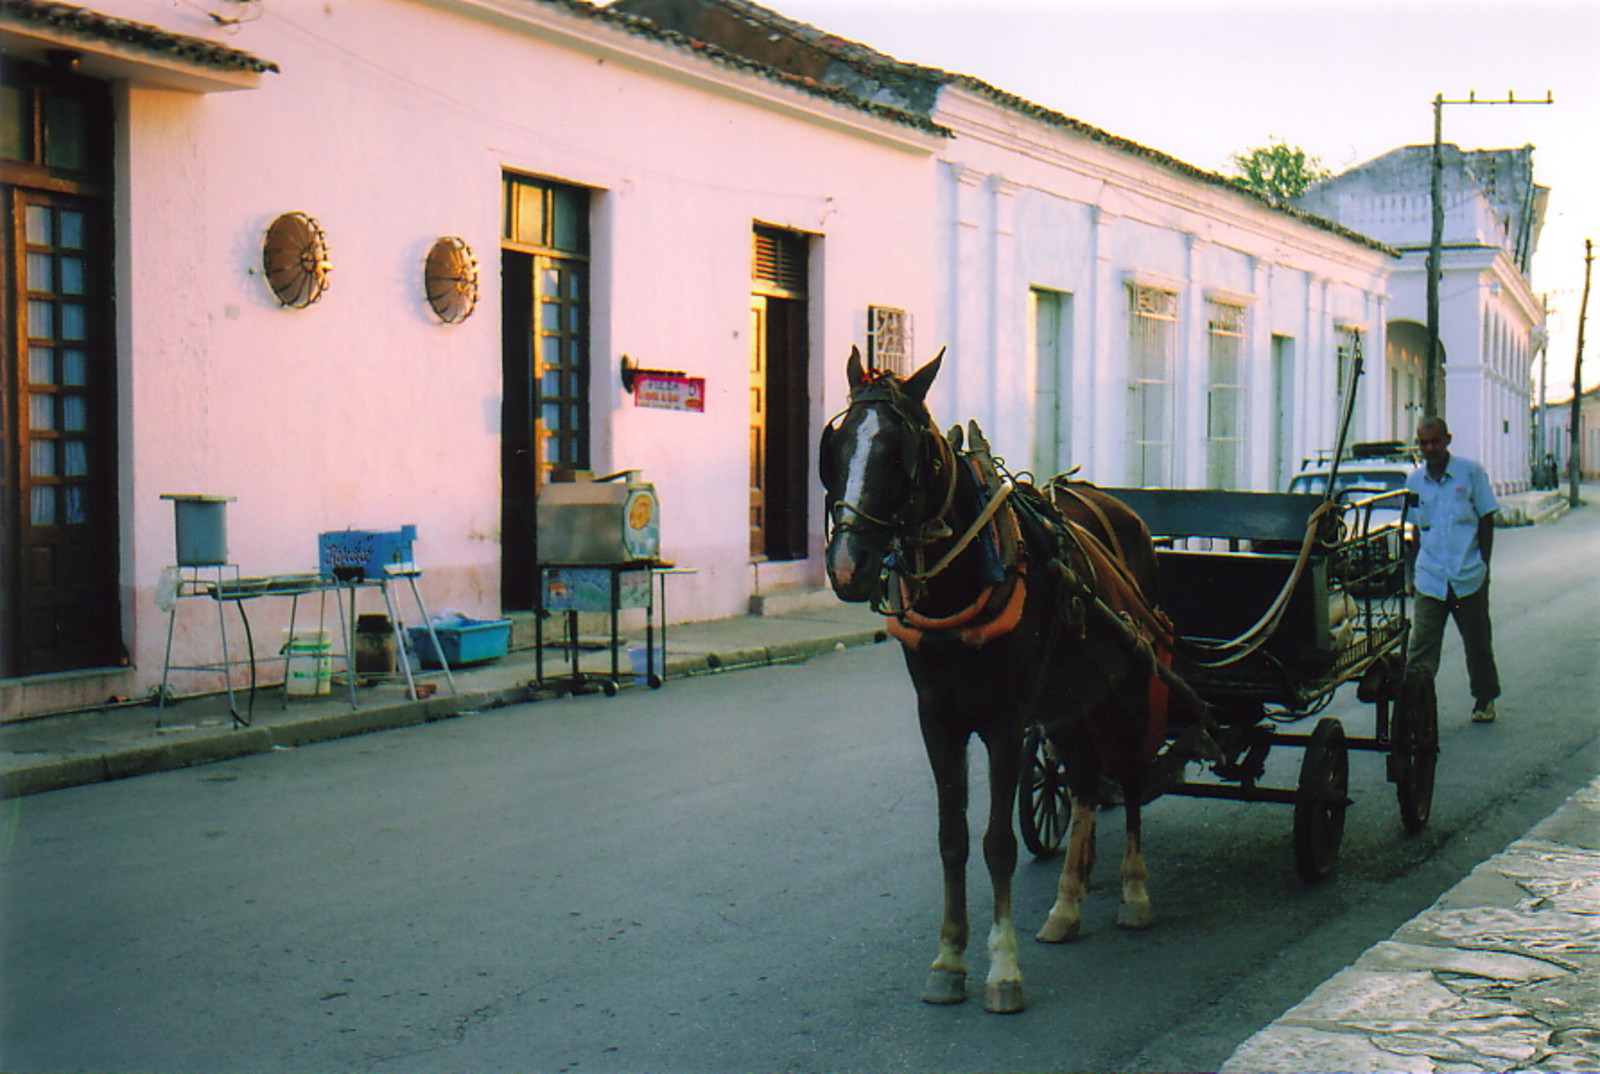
[820,344,1440,1013]
[1016,483,1435,881]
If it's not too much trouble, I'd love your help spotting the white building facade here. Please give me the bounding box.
[923,83,1394,494]
[3,0,1395,718]
[1296,145,1548,492]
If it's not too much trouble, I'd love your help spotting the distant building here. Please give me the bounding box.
[1296,145,1549,493]
[1539,387,1600,481]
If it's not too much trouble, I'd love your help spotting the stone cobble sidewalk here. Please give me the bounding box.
[1223,775,1600,1074]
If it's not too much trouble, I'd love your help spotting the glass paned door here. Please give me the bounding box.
[6,189,120,673]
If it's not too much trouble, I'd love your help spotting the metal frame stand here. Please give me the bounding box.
[532,562,694,694]
[322,569,458,704]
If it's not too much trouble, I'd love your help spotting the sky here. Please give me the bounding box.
[762,0,1600,401]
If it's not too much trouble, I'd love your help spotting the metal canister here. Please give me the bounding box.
[354,614,396,675]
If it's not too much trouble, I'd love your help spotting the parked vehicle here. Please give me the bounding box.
[1288,441,1416,593]
[1288,440,1417,499]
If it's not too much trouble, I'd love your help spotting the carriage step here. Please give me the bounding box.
[1166,782,1300,805]
[1270,731,1389,752]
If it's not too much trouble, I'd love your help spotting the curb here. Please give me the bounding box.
[0,630,888,799]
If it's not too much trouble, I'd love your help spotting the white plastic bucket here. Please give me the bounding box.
[284,630,332,696]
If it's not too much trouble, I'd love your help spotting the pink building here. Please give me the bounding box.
[2,0,1394,718]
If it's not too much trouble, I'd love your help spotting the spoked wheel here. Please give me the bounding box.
[1018,724,1070,858]
[1393,673,1438,834]
[1293,717,1349,882]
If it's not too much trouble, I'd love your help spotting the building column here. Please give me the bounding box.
[988,174,1022,460]
[1178,232,1205,487]
[1088,206,1121,482]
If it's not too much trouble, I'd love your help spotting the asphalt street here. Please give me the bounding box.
[1,502,1596,1073]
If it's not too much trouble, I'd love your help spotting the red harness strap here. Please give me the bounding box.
[886,572,1028,651]
[1145,645,1173,761]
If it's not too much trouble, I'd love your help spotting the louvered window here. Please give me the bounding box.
[753,226,807,297]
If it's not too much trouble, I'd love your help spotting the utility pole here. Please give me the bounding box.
[1531,306,1548,484]
[1425,90,1553,419]
[1571,239,1591,508]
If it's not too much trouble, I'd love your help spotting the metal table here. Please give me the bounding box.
[533,561,692,695]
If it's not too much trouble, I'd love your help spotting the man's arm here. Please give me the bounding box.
[1470,461,1498,569]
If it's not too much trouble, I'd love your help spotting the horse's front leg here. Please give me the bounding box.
[980,728,1026,1013]
[921,724,970,1005]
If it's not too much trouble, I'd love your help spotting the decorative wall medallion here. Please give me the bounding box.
[262,211,331,308]
[423,236,479,323]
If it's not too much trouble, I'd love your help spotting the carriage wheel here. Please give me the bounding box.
[1393,673,1438,834]
[1293,717,1349,882]
[1018,724,1071,858]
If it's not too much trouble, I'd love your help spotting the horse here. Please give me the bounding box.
[820,346,1212,1013]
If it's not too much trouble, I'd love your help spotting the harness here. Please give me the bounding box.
[824,382,1193,759]
[1051,507,1177,759]
[884,440,1025,651]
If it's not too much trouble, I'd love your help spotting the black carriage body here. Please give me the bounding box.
[1095,488,1407,720]
[1015,487,1430,877]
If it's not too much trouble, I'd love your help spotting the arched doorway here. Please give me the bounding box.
[1386,320,1436,438]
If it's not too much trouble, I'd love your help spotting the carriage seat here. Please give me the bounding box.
[1092,489,1332,661]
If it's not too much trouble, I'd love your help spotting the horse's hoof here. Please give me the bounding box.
[984,980,1027,1014]
[1117,903,1155,930]
[921,968,967,1005]
[1035,915,1081,944]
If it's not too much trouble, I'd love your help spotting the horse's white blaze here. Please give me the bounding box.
[827,408,884,587]
[840,408,882,512]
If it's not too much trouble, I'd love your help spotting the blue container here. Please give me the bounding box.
[319,525,417,581]
[409,617,511,668]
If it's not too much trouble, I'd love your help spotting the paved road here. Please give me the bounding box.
[2,511,1595,1073]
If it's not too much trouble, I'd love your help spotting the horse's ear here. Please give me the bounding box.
[902,348,944,403]
[847,346,867,389]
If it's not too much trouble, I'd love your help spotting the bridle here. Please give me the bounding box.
[821,375,960,603]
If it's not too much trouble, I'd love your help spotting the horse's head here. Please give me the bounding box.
[820,345,945,604]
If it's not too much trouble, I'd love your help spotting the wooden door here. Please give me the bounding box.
[4,188,120,674]
[749,298,766,557]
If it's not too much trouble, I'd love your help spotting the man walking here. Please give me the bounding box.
[1404,416,1501,723]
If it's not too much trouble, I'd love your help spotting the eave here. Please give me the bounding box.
[0,0,277,92]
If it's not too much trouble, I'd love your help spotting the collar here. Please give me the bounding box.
[1422,454,1456,484]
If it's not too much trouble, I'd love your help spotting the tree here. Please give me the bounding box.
[1229,140,1332,201]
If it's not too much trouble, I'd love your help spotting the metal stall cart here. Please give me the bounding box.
[533,471,668,694]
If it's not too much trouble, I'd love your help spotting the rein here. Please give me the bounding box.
[1184,499,1340,668]
[913,475,1012,584]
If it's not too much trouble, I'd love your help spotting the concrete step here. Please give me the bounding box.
[748,584,842,617]
[1498,490,1571,526]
